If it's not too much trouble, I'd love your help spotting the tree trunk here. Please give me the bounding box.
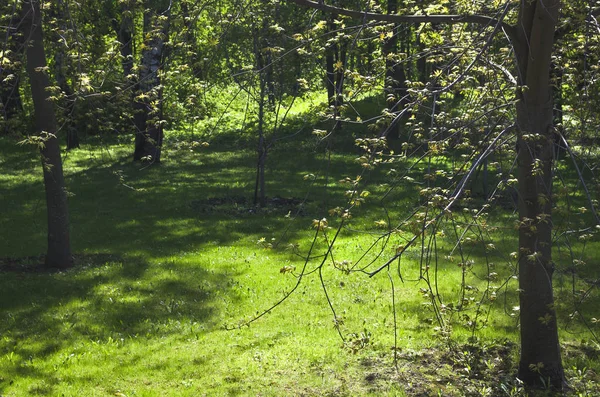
[50,0,79,150]
[415,32,427,83]
[335,40,346,106]
[514,0,564,388]
[133,5,170,163]
[324,13,344,130]
[180,0,203,79]
[253,26,267,207]
[265,48,276,107]
[552,62,565,159]
[118,1,135,80]
[325,14,336,105]
[255,104,267,208]
[383,0,408,140]
[21,0,73,269]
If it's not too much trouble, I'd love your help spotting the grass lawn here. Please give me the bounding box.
[1,112,600,396]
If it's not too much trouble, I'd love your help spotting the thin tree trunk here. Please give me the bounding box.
[383,0,408,140]
[552,62,565,159]
[21,0,73,269]
[181,0,203,78]
[256,95,267,207]
[253,26,267,207]
[482,158,488,199]
[266,48,276,107]
[324,13,344,130]
[415,32,427,83]
[364,39,374,75]
[335,41,346,106]
[255,73,267,208]
[110,0,136,139]
[325,14,336,105]
[114,0,135,81]
[50,0,79,150]
[514,0,564,388]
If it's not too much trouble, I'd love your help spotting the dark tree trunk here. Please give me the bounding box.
[253,26,267,207]
[255,93,267,207]
[383,0,408,140]
[324,13,344,130]
[112,0,135,81]
[133,5,170,163]
[415,32,427,83]
[110,0,136,138]
[482,158,488,199]
[50,0,79,150]
[513,0,564,389]
[364,39,374,76]
[21,0,73,269]
[325,14,336,105]
[265,48,276,107]
[552,62,565,159]
[335,41,346,106]
[180,0,203,79]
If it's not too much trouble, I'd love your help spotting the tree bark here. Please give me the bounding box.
[324,12,343,130]
[133,4,170,163]
[335,40,346,106]
[253,25,268,207]
[551,62,565,159]
[114,0,135,81]
[415,31,428,84]
[325,14,336,106]
[383,0,408,140]
[21,0,73,269]
[513,0,564,388]
[180,0,203,79]
[50,0,79,150]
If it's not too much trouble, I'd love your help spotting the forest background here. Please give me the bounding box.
[1,0,600,395]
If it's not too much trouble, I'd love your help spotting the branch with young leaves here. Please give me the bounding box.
[367,123,516,278]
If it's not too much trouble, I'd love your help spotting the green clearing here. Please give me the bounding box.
[1,97,600,396]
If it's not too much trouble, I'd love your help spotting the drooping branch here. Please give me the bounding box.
[368,122,515,278]
[286,0,516,42]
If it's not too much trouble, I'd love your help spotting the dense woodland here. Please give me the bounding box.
[2,0,600,395]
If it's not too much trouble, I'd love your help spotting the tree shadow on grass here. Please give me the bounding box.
[0,253,239,394]
[1,137,371,262]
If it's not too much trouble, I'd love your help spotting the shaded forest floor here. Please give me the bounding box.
[1,123,600,396]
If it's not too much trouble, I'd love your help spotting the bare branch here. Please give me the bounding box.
[286,0,516,41]
[482,57,518,86]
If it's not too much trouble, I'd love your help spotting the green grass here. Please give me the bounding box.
[1,97,600,396]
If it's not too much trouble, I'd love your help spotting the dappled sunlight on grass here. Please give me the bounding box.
[2,91,600,395]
